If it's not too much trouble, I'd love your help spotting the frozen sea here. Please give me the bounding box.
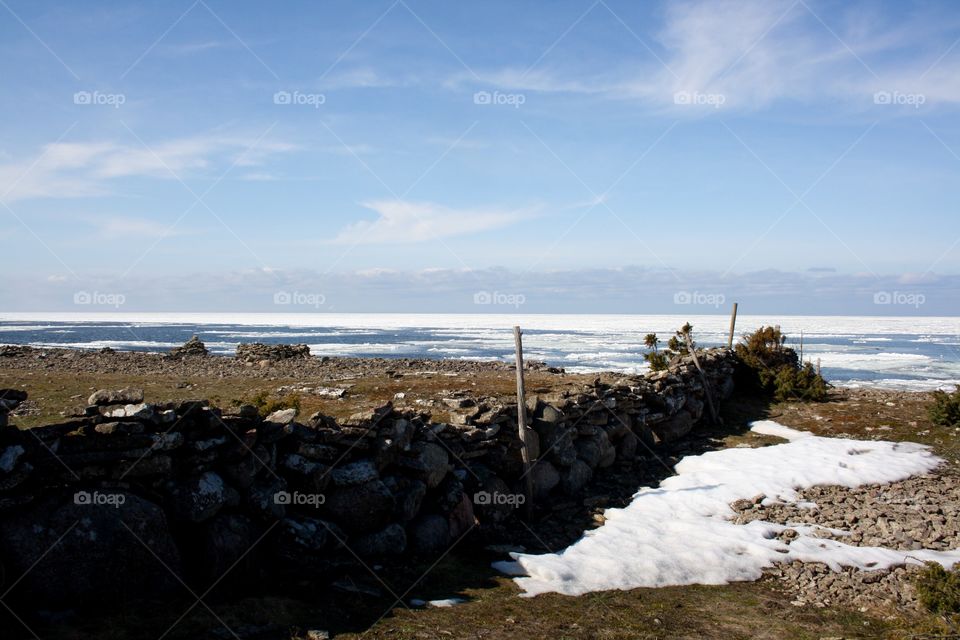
[1,313,958,391]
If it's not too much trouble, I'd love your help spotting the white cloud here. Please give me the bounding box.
[0,134,296,202]
[454,0,960,110]
[333,200,534,244]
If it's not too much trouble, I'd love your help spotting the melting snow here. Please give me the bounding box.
[494,421,960,597]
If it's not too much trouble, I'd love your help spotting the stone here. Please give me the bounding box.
[384,476,426,521]
[169,471,232,523]
[169,335,209,358]
[102,402,155,420]
[530,460,560,499]
[447,492,476,539]
[398,442,450,488]
[0,492,181,607]
[0,445,25,473]
[88,387,144,406]
[410,514,450,554]
[575,439,602,468]
[617,431,639,461]
[652,410,694,442]
[353,523,407,556]
[264,408,297,425]
[560,459,593,494]
[331,460,379,486]
[236,342,310,362]
[323,480,394,534]
[273,515,342,559]
[196,514,256,588]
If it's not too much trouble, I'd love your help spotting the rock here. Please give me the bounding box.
[560,459,593,494]
[273,515,342,560]
[617,431,639,461]
[0,492,181,607]
[398,442,450,488]
[384,476,427,521]
[236,343,310,362]
[575,439,601,468]
[102,402,155,420]
[323,480,394,534]
[196,514,256,588]
[169,335,209,358]
[447,492,476,539]
[530,461,560,499]
[332,460,379,487]
[652,410,694,442]
[169,471,233,523]
[353,523,407,556]
[88,387,144,406]
[410,514,450,554]
[264,408,297,425]
[0,445,25,473]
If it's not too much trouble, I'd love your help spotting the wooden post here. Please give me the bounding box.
[513,326,534,518]
[726,302,738,349]
[816,357,822,377]
[684,327,719,424]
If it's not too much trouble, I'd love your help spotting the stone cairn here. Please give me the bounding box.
[0,350,735,610]
[168,335,209,358]
[236,342,311,363]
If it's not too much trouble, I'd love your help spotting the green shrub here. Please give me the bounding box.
[929,386,960,428]
[735,326,829,402]
[915,562,960,615]
[643,324,696,372]
[244,390,301,417]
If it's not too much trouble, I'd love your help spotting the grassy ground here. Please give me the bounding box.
[2,361,957,639]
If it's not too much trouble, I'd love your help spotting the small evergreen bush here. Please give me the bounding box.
[914,562,960,615]
[928,386,960,428]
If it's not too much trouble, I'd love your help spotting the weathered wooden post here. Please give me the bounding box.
[799,329,804,364]
[513,326,534,518]
[684,326,719,424]
[726,302,738,349]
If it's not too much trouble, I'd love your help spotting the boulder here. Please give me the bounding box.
[331,460,379,487]
[409,514,450,554]
[168,471,234,523]
[322,480,394,534]
[652,410,694,442]
[353,523,407,556]
[88,387,144,406]
[264,408,297,425]
[529,460,560,499]
[560,459,593,494]
[0,492,181,607]
[398,442,449,488]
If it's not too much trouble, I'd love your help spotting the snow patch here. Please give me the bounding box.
[494,422,960,597]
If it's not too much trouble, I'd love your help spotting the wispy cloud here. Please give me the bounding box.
[454,0,960,111]
[333,200,536,244]
[0,134,296,202]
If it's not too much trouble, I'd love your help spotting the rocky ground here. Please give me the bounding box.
[731,470,960,614]
[1,342,958,638]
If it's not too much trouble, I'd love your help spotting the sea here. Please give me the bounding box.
[1,313,958,391]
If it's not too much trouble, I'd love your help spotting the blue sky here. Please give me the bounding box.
[1,0,959,314]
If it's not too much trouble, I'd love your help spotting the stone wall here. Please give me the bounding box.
[0,349,735,609]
